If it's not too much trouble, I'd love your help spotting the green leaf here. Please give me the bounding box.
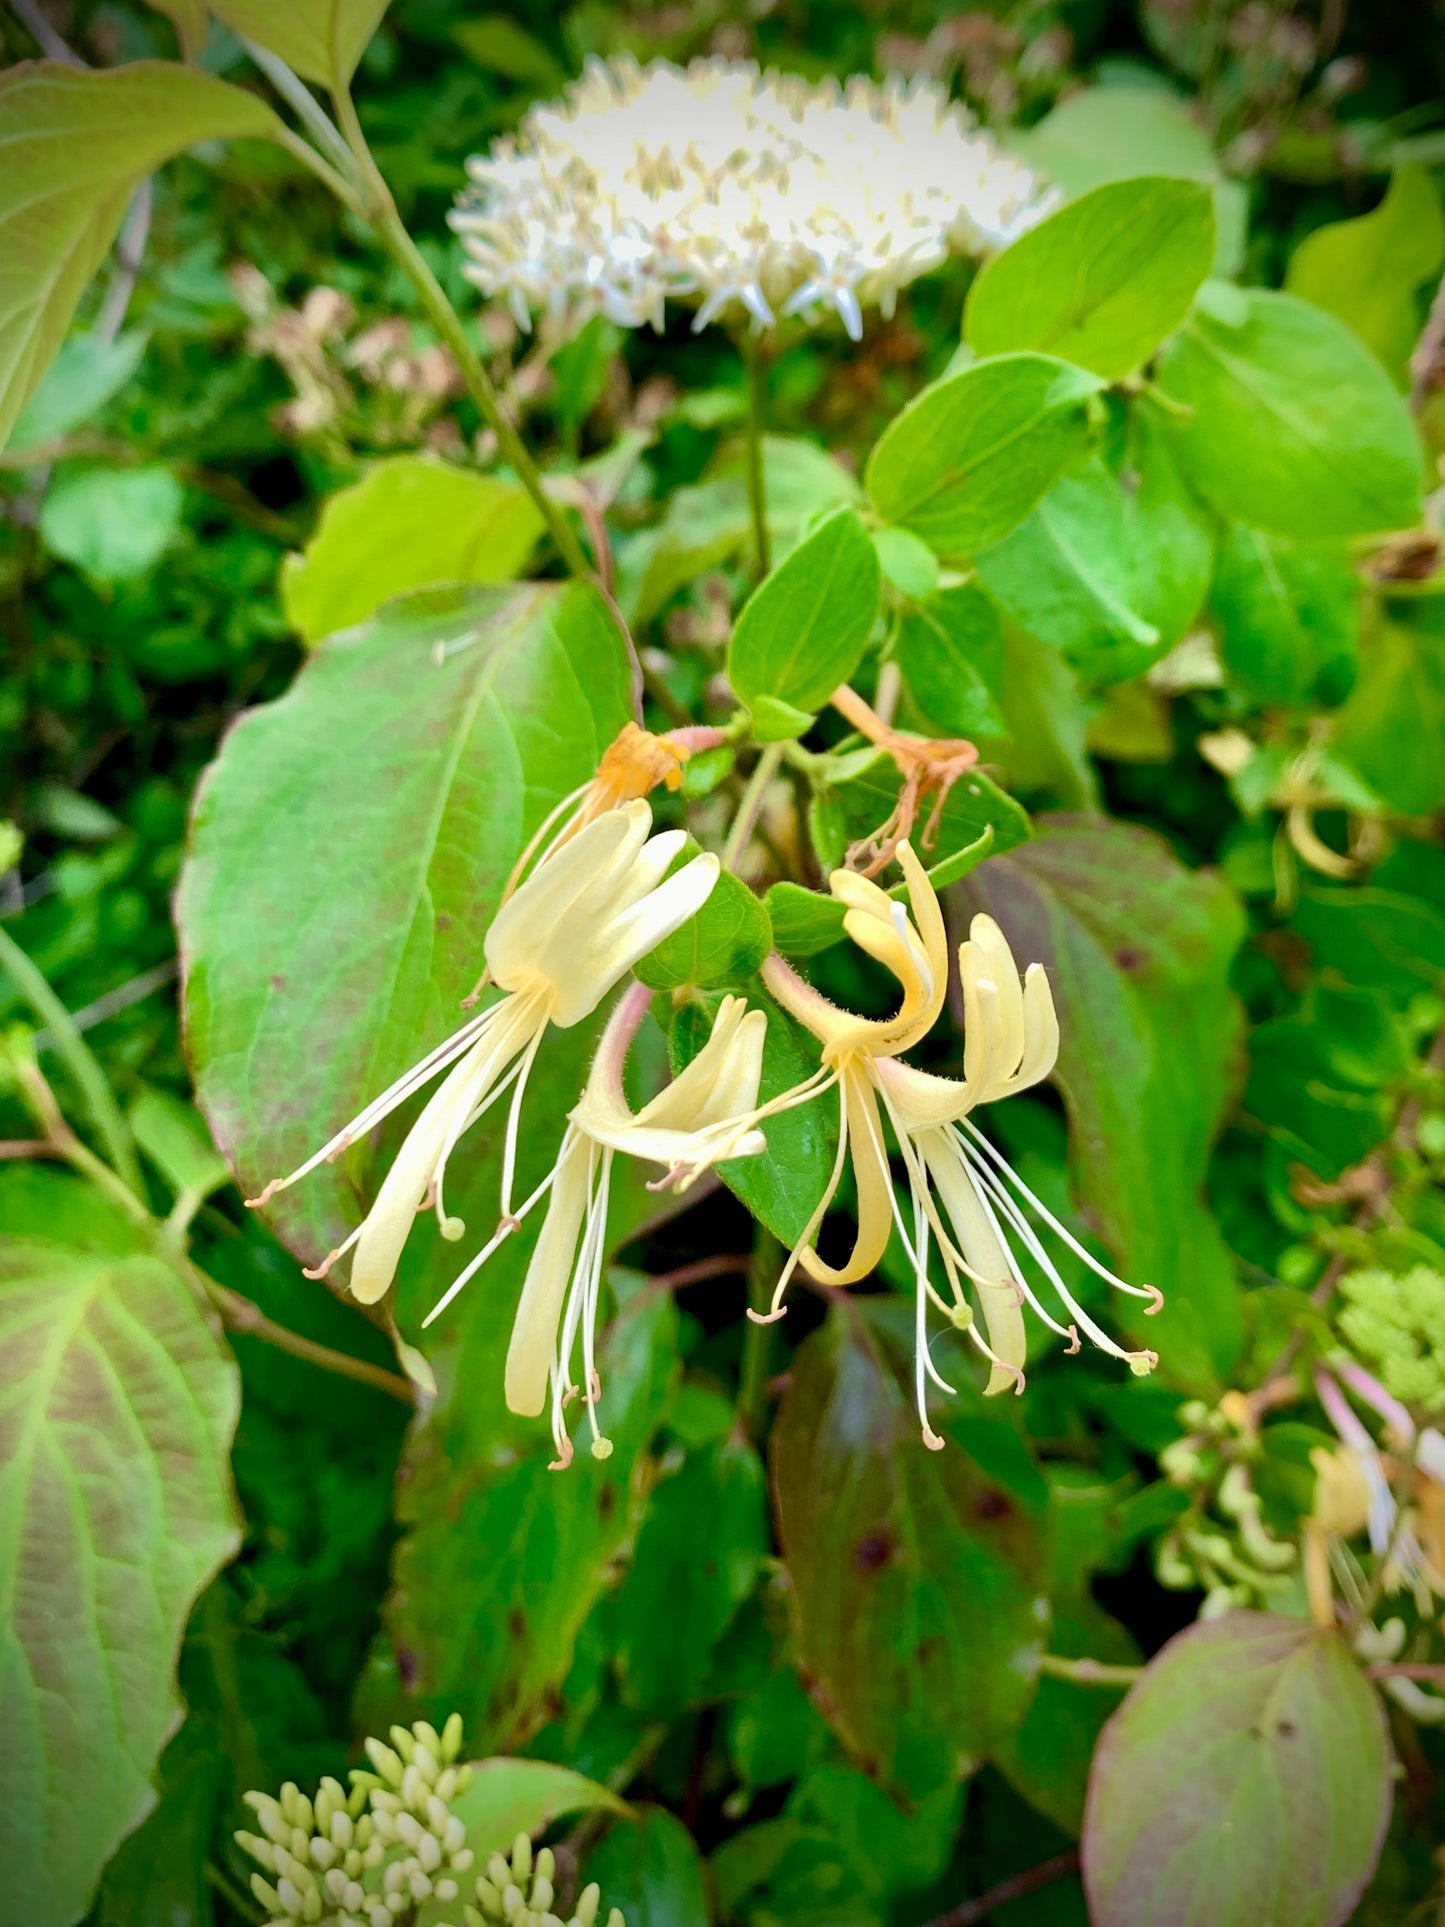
[635,864,771,991]
[1082,1613,1392,1927]
[865,355,1105,559]
[376,1283,679,1750]
[871,526,939,600]
[94,1721,224,1927]
[1286,165,1445,384]
[1290,887,1445,998]
[1155,290,1424,539]
[0,1168,241,1927]
[178,580,634,1269]
[1116,405,1216,652]
[965,177,1214,380]
[613,1437,768,1716]
[7,330,146,455]
[1016,85,1245,275]
[281,459,545,644]
[451,13,564,87]
[448,1758,627,1855]
[961,820,1247,1388]
[39,462,184,582]
[0,61,282,449]
[727,507,880,721]
[1333,605,1445,817]
[747,694,818,743]
[832,759,1032,874]
[976,457,1161,689]
[771,1300,1048,1802]
[1210,525,1359,703]
[894,582,1005,737]
[129,1086,231,1203]
[208,0,391,86]
[765,881,849,957]
[670,986,836,1248]
[584,1806,710,1927]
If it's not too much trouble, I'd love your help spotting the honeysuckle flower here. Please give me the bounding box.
[451,56,1049,342]
[756,840,946,1302]
[475,981,815,1467]
[762,859,1160,1446]
[247,802,718,1306]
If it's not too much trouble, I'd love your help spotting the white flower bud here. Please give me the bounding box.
[344,1881,365,1912]
[435,1767,459,1803]
[414,1743,440,1785]
[451,1848,474,1872]
[574,1883,600,1925]
[441,1712,464,1762]
[371,1790,401,1817]
[365,1738,404,1785]
[331,1811,354,1850]
[235,1830,274,1871]
[409,1870,433,1902]
[309,1837,337,1870]
[435,1878,458,1902]
[277,1878,304,1914]
[389,1725,417,1764]
[443,1815,466,1856]
[396,1812,423,1850]
[427,1794,449,1831]
[502,1883,525,1916]
[606,1911,625,1927]
[324,1867,348,1901]
[249,1873,281,1913]
[512,1833,532,1883]
[385,1893,409,1916]
[368,1907,391,1927]
[383,1862,406,1896]
[419,1831,442,1873]
[532,1874,554,1911]
[488,1854,511,1889]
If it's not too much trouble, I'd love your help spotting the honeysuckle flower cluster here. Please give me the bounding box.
[236,1718,626,1927]
[259,741,1157,1459]
[451,55,1049,341]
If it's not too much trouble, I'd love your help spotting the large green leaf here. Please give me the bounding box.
[1082,1613,1392,1927]
[377,1281,679,1750]
[771,1301,1049,1803]
[613,1436,768,1717]
[1155,289,1424,540]
[961,819,1247,1388]
[584,1806,710,1927]
[179,579,635,1270]
[865,355,1105,560]
[281,459,545,644]
[0,1169,241,1927]
[209,0,391,86]
[0,62,282,449]
[965,177,1214,379]
[1015,85,1245,274]
[894,582,1005,738]
[1210,525,1359,704]
[448,1757,627,1854]
[726,506,880,728]
[1285,165,1445,384]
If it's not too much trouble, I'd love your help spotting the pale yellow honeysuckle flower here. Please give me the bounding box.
[475,981,806,1467]
[756,839,947,1311]
[247,801,718,1306]
[874,913,1161,1443]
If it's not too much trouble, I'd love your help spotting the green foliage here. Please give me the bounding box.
[965,177,1215,379]
[0,62,281,446]
[207,0,392,88]
[1156,289,1424,538]
[281,459,544,643]
[1338,1266,1445,1412]
[1082,1615,1393,1927]
[726,506,880,727]
[0,1169,241,1927]
[865,354,1105,558]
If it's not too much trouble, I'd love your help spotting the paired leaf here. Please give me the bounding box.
[772,1301,1049,1802]
[894,582,1005,738]
[1286,165,1445,384]
[1082,1613,1392,1927]
[965,177,1214,379]
[0,61,282,448]
[208,0,390,87]
[281,459,545,644]
[0,1169,241,1927]
[961,819,1247,1388]
[865,355,1104,559]
[1156,289,1424,539]
[726,507,880,727]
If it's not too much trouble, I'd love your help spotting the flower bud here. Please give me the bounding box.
[442,1712,464,1761]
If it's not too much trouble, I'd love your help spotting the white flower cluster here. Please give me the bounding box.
[451,55,1049,340]
[467,1834,623,1927]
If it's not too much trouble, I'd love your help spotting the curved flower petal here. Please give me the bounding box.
[504,1129,595,1418]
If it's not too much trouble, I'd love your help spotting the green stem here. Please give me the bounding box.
[743,333,770,582]
[0,924,142,1194]
[1035,1653,1141,1688]
[721,743,784,872]
[738,1227,781,1437]
[328,84,593,582]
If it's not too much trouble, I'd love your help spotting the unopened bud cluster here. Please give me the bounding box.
[463,1833,623,1927]
[1339,1265,1445,1413]
[237,1716,474,1927]
[1157,1397,1297,1617]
